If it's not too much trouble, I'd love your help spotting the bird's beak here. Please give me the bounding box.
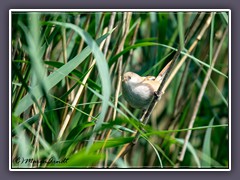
[122,76,126,82]
[122,75,127,82]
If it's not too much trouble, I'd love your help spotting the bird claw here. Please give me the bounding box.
[154,91,159,99]
[154,90,164,100]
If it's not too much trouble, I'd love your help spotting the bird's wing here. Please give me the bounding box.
[143,79,161,92]
[144,76,156,81]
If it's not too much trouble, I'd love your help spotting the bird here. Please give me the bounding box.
[122,60,172,110]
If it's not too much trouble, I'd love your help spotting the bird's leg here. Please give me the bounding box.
[154,91,164,100]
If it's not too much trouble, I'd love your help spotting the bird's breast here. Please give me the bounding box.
[122,82,154,109]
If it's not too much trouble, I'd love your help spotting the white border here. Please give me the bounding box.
[228,9,231,172]
[9,9,231,171]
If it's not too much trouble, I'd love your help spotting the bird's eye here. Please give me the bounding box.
[128,76,131,80]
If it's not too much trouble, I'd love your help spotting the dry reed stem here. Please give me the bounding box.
[177,26,228,164]
[102,12,132,166]
[31,99,46,168]
[104,12,116,57]
[57,28,108,140]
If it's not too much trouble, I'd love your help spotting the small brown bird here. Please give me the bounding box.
[122,60,172,110]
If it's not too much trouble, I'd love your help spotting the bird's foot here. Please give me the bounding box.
[154,90,164,100]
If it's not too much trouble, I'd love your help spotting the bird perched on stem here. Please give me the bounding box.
[122,60,172,110]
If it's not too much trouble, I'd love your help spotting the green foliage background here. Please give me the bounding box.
[11,11,229,169]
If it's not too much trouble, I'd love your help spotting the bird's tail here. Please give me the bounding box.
[155,60,172,82]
